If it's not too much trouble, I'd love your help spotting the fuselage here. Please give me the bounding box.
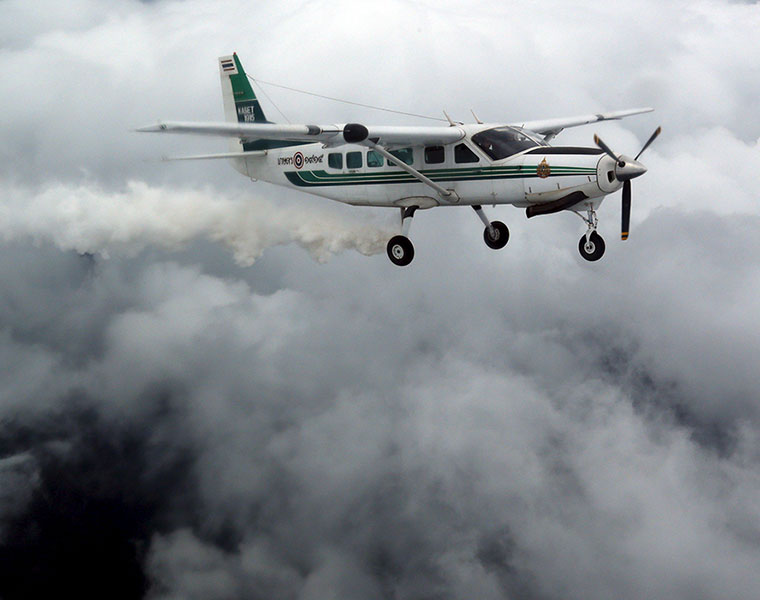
[231,123,623,212]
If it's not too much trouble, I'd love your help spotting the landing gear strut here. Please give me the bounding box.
[386,206,416,266]
[385,205,512,265]
[575,208,605,261]
[473,205,509,250]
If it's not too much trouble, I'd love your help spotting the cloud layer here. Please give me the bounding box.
[1,1,760,599]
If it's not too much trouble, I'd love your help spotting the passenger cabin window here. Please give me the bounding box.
[367,150,383,168]
[471,127,546,161]
[346,151,362,169]
[387,147,413,166]
[328,153,343,169]
[424,146,445,164]
[455,143,479,163]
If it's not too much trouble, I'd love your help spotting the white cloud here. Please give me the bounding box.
[2,1,760,598]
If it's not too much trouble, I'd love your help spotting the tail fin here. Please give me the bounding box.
[218,53,302,152]
[219,53,270,153]
[219,53,269,127]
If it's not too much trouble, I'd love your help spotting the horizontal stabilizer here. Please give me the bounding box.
[161,150,267,161]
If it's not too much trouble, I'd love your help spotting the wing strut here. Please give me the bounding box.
[363,140,458,202]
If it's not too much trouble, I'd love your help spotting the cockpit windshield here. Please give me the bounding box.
[471,126,547,160]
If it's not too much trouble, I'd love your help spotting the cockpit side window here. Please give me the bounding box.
[471,127,545,160]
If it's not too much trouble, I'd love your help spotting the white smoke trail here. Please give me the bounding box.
[0,180,395,265]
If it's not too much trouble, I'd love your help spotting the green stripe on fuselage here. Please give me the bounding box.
[284,165,596,187]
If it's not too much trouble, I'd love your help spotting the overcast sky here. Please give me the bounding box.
[1,1,760,598]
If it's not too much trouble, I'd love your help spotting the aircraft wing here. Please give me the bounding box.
[136,121,465,147]
[515,107,654,137]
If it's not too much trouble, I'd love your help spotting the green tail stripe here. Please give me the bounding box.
[230,54,256,102]
[230,54,267,123]
[227,53,299,150]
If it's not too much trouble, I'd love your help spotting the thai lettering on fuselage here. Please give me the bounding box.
[278,152,324,169]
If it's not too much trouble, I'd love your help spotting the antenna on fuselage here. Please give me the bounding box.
[443,110,463,126]
[470,109,483,124]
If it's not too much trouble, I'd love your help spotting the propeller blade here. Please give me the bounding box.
[621,180,631,240]
[594,133,622,164]
[635,125,662,160]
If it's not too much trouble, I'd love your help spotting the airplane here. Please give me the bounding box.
[138,53,660,266]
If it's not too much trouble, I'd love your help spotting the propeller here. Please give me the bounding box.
[635,126,662,160]
[621,181,631,240]
[594,126,661,240]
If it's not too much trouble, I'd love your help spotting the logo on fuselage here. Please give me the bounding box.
[278,152,324,169]
[537,158,551,179]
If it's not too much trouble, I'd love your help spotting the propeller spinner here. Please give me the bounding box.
[594,126,661,240]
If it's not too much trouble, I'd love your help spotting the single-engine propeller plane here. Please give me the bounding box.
[138,53,660,266]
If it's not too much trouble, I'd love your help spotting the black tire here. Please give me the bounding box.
[578,231,606,261]
[484,221,509,249]
[387,235,414,266]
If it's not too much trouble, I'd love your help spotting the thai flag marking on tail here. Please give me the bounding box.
[220,58,237,73]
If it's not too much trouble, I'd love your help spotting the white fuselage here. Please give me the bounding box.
[231,124,622,212]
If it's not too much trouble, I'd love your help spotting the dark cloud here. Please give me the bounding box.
[2,1,760,599]
[0,396,197,598]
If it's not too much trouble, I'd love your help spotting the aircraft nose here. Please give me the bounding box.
[616,156,647,181]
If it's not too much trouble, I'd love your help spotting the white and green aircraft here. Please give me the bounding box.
[138,53,660,266]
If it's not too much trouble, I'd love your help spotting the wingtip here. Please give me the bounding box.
[135,123,167,133]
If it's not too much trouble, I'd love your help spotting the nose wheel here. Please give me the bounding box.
[578,231,605,261]
[576,208,605,261]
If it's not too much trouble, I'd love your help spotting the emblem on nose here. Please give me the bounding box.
[537,158,551,179]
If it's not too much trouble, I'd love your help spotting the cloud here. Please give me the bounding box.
[1,1,760,599]
[2,237,760,597]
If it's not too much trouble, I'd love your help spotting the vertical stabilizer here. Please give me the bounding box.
[219,54,269,125]
[219,53,268,153]
[218,53,303,153]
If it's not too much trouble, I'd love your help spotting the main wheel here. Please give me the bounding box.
[578,231,605,261]
[387,235,415,266]
[483,221,509,249]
